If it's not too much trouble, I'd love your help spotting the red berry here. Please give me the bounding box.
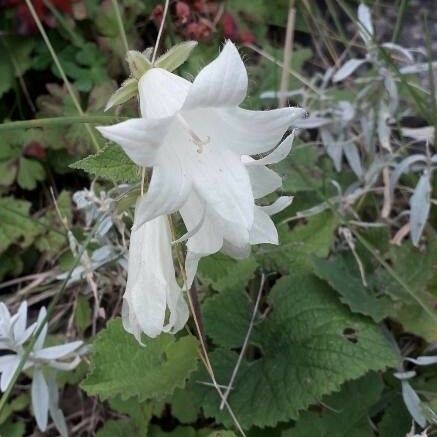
[221,12,238,41]
[24,142,47,160]
[175,1,190,24]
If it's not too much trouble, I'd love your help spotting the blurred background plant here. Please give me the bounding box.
[0,0,436,435]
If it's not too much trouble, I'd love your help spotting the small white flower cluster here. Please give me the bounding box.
[99,40,305,340]
[0,302,83,436]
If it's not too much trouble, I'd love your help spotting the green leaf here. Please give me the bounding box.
[105,78,138,111]
[81,319,199,401]
[376,240,437,341]
[192,272,397,429]
[0,198,41,255]
[377,398,411,437]
[149,426,197,437]
[74,295,92,335]
[70,145,140,183]
[277,144,322,192]
[156,41,198,72]
[312,254,393,322]
[283,373,383,437]
[257,211,338,273]
[163,388,199,424]
[0,250,23,281]
[0,38,35,98]
[105,397,152,436]
[0,394,29,425]
[34,191,70,254]
[96,419,138,437]
[126,51,151,80]
[198,255,258,293]
[0,420,25,437]
[16,158,46,190]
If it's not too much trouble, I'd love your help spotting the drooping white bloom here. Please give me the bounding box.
[0,303,83,436]
[180,134,296,284]
[98,40,304,283]
[122,211,189,341]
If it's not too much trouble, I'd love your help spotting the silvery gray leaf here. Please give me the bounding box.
[377,102,392,152]
[32,341,83,361]
[401,381,427,428]
[343,142,363,178]
[31,369,50,432]
[357,3,374,45]
[405,356,437,366]
[394,370,417,380]
[321,67,335,86]
[381,42,414,62]
[47,371,68,437]
[410,171,431,246]
[97,215,114,237]
[338,101,355,122]
[364,156,391,187]
[400,61,437,74]
[360,112,375,152]
[402,126,435,143]
[259,90,304,100]
[321,128,343,171]
[390,154,427,195]
[384,74,399,114]
[333,58,368,82]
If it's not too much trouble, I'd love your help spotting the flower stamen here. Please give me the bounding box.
[177,114,210,153]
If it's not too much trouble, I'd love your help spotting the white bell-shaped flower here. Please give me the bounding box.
[98,40,304,284]
[122,210,189,341]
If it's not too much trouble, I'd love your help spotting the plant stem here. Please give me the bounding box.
[392,0,409,43]
[111,0,129,53]
[0,116,126,132]
[278,0,296,108]
[151,0,170,65]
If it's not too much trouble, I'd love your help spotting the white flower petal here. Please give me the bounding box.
[183,41,248,109]
[208,106,305,155]
[121,301,142,345]
[34,307,48,351]
[32,369,49,432]
[222,240,251,259]
[124,213,188,339]
[0,355,20,392]
[134,154,192,229]
[261,196,294,216]
[18,323,37,346]
[250,207,279,245]
[164,282,189,334]
[33,341,83,360]
[180,193,224,286]
[171,127,254,228]
[12,301,27,344]
[244,160,282,199]
[181,193,224,256]
[0,303,11,337]
[222,219,251,259]
[172,200,207,246]
[247,131,296,167]
[47,372,68,437]
[139,68,191,118]
[96,118,169,167]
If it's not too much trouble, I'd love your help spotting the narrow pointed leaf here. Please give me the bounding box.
[155,41,198,72]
